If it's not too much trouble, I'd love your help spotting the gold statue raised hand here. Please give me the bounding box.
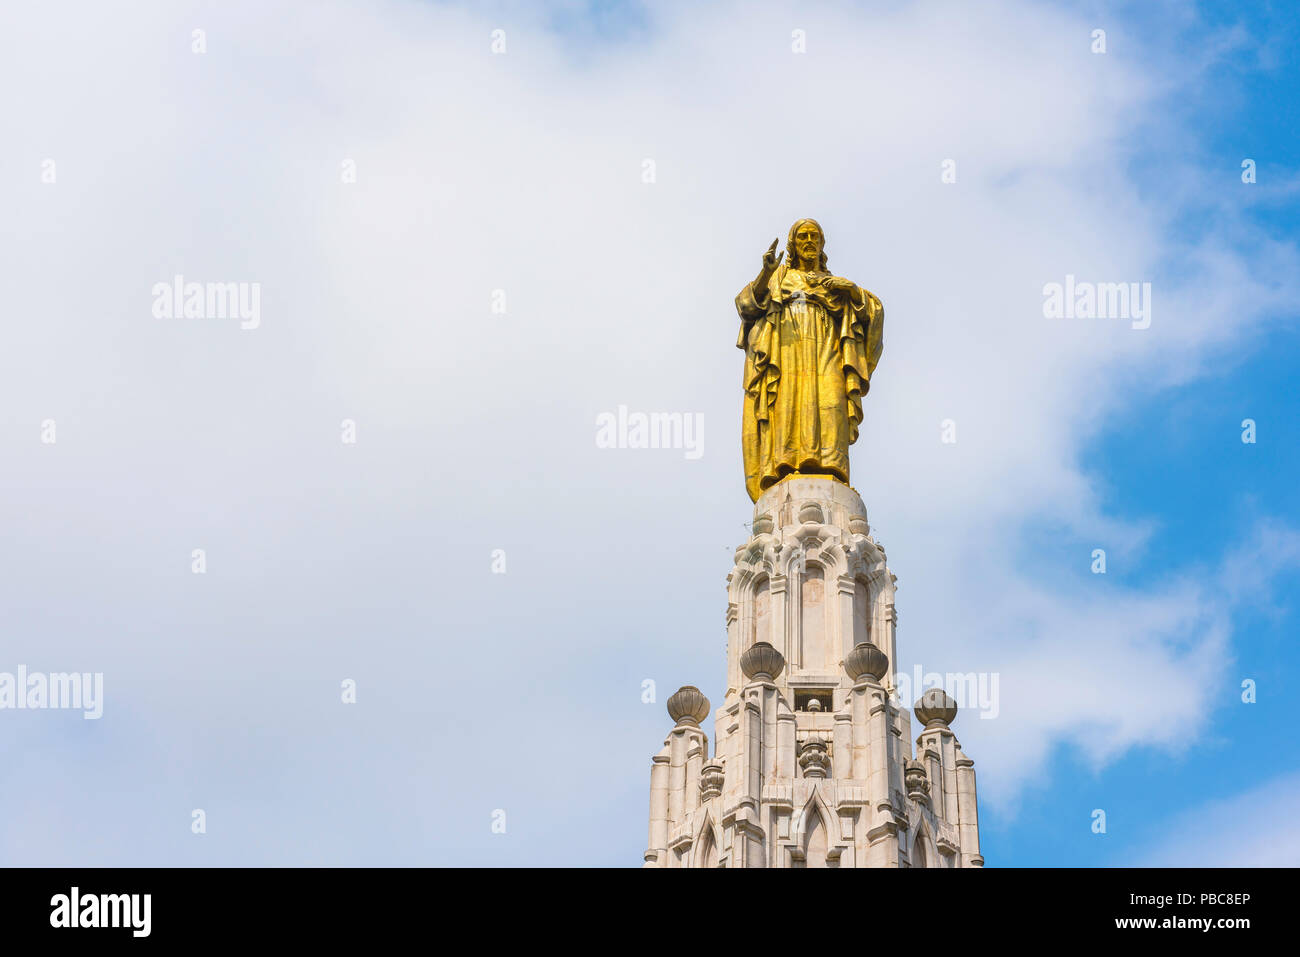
[735,219,884,502]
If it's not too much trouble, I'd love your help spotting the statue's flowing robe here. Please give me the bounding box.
[736,265,883,502]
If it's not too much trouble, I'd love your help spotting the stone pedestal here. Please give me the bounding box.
[643,476,984,868]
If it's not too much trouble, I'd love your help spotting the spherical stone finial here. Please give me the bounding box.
[666,685,711,727]
[914,688,958,728]
[844,642,889,682]
[740,641,786,682]
[751,513,774,536]
[797,501,825,525]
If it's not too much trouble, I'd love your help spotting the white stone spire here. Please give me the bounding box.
[643,476,983,868]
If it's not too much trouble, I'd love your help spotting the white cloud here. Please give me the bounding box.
[1133,770,1300,866]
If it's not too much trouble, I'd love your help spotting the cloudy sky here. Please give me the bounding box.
[1,0,1297,866]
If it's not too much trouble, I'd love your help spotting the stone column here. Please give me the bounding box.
[644,751,670,867]
[955,748,984,867]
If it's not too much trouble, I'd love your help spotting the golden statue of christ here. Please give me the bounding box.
[735,219,884,502]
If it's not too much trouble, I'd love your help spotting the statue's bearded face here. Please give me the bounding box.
[794,223,823,264]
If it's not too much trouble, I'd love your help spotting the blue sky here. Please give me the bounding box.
[1,0,1297,867]
[1011,0,1300,866]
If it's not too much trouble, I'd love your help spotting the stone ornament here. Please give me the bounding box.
[914,688,959,728]
[797,501,825,525]
[740,641,786,681]
[700,763,725,800]
[798,736,831,779]
[843,641,889,682]
[905,759,931,801]
[666,685,711,727]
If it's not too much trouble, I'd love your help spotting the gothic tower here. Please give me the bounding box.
[643,476,984,868]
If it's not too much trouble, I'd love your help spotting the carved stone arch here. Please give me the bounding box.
[728,563,761,604]
[789,788,839,868]
[844,536,878,572]
[844,548,869,582]
[781,540,808,579]
[817,539,850,579]
[692,814,721,868]
[910,818,938,869]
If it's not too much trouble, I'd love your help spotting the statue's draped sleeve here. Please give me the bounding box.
[836,284,884,445]
[735,275,780,501]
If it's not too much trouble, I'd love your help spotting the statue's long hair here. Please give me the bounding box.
[786,218,828,272]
